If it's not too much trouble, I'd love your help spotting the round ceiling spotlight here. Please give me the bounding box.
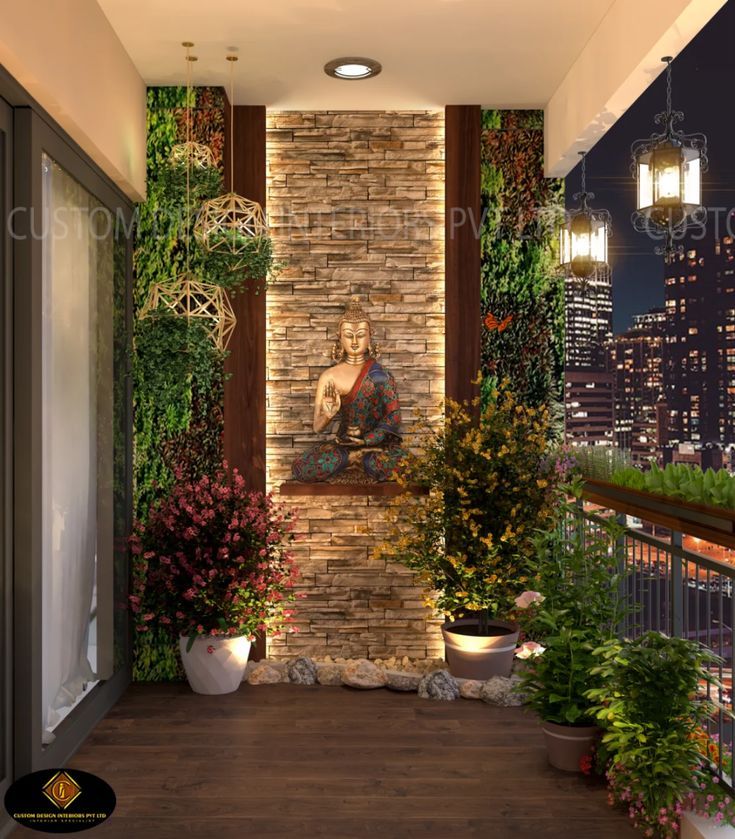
[324,57,382,80]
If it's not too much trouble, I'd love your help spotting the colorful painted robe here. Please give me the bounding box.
[292,359,407,482]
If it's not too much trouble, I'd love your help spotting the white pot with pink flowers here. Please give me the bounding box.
[129,464,301,695]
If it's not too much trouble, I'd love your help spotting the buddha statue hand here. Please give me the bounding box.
[337,425,365,447]
[319,379,341,422]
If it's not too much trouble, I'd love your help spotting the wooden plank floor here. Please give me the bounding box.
[13,683,637,838]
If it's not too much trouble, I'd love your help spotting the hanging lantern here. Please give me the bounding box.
[194,55,269,269]
[141,41,237,349]
[560,151,611,279]
[169,42,217,170]
[631,56,707,255]
[140,276,237,351]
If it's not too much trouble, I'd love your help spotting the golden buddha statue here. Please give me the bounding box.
[292,297,407,482]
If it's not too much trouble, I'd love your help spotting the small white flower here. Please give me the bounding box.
[514,590,545,609]
[515,641,546,660]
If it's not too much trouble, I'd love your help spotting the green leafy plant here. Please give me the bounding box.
[515,480,628,725]
[379,383,556,632]
[587,632,734,837]
[133,311,225,520]
[608,462,735,510]
[480,109,565,425]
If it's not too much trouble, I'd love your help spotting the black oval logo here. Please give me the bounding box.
[4,768,115,833]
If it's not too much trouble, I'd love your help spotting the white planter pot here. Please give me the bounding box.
[681,812,735,839]
[179,635,252,695]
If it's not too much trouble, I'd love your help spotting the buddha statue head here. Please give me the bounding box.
[331,297,380,363]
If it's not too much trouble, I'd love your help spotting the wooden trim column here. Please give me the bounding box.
[445,105,481,405]
[223,104,267,660]
[223,105,266,490]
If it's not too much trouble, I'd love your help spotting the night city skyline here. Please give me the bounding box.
[565,0,735,335]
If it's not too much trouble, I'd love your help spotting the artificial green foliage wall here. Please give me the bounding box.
[132,87,228,681]
[479,110,565,431]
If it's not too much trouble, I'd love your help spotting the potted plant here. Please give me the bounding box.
[515,481,628,771]
[587,631,734,837]
[380,383,556,679]
[129,463,300,694]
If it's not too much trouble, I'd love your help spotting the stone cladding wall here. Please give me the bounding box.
[266,111,445,659]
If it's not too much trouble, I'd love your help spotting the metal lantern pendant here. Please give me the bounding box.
[194,55,269,267]
[560,151,611,279]
[631,56,707,255]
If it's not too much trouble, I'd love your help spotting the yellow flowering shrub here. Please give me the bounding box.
[380,383,556,628]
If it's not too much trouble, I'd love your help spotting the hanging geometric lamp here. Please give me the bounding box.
[169,42,217,171]
[140,43,237,351]
[631,56,708,256]
[194,54,269,269]
[139,276,236,351]
[560,151,611,279]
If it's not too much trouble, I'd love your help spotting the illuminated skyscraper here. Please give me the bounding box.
[611,308,666,461]
[564,265,613,369]
[564,266,615,446]
[664,236,735,445]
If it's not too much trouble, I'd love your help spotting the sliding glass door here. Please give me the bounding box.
[13,107,132,775]
[0,94,12,807]
[40,154,115,743]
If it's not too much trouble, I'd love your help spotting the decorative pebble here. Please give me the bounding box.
[287,657,318,685]
[480,675,525,707]
[247,663,284,685]
[418,670,460,701]
[341,659,388,689]
[458,679,484,700]
[316,664,344,686]
[386,670,422,692]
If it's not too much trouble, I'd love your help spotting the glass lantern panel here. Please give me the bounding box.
[637,161,653,211]
[683,156,701,206]
[590,220,608,264]
[559,228,571,266]
[652,147,683,203]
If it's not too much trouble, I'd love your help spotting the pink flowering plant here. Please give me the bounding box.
[587,632,734,837]
[129,463,300,651]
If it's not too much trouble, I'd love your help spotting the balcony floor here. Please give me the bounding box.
[14,683,637,838]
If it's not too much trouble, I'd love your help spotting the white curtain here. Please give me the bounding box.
[41,155,111,744]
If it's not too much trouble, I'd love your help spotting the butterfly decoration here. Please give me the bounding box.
[484,312,514,333]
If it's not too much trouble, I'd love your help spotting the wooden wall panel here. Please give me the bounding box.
[445,105,481,405]
[223,105,266,492]
[223,104,267,660]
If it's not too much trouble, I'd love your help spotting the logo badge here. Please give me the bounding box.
[4,768,115,833]
[42,771,82,810]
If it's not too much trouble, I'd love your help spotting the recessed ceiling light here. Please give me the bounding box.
[324,57,382,80]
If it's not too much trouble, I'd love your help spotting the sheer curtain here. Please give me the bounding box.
[41,155,111,744]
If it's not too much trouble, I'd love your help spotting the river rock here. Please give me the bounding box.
[458,679,484,699]
[341,659,387,689]
[386,670,422,692]
[418,670,460,701]
[287,657,318,685]
[247,663,284,685]
[480,675,525,707]
[316,664,344,686]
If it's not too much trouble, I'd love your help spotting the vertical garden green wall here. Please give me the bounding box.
[132,87,227,680]
[479,110,565,430]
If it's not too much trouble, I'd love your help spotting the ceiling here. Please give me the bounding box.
[96,0,618,109]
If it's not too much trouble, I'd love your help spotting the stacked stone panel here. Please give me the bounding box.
[266,111,445,659]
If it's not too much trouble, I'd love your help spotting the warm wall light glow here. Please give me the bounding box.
[264,110,446,662]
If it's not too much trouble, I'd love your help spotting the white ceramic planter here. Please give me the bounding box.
[681,812,735,839]
[179,635,252,695]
